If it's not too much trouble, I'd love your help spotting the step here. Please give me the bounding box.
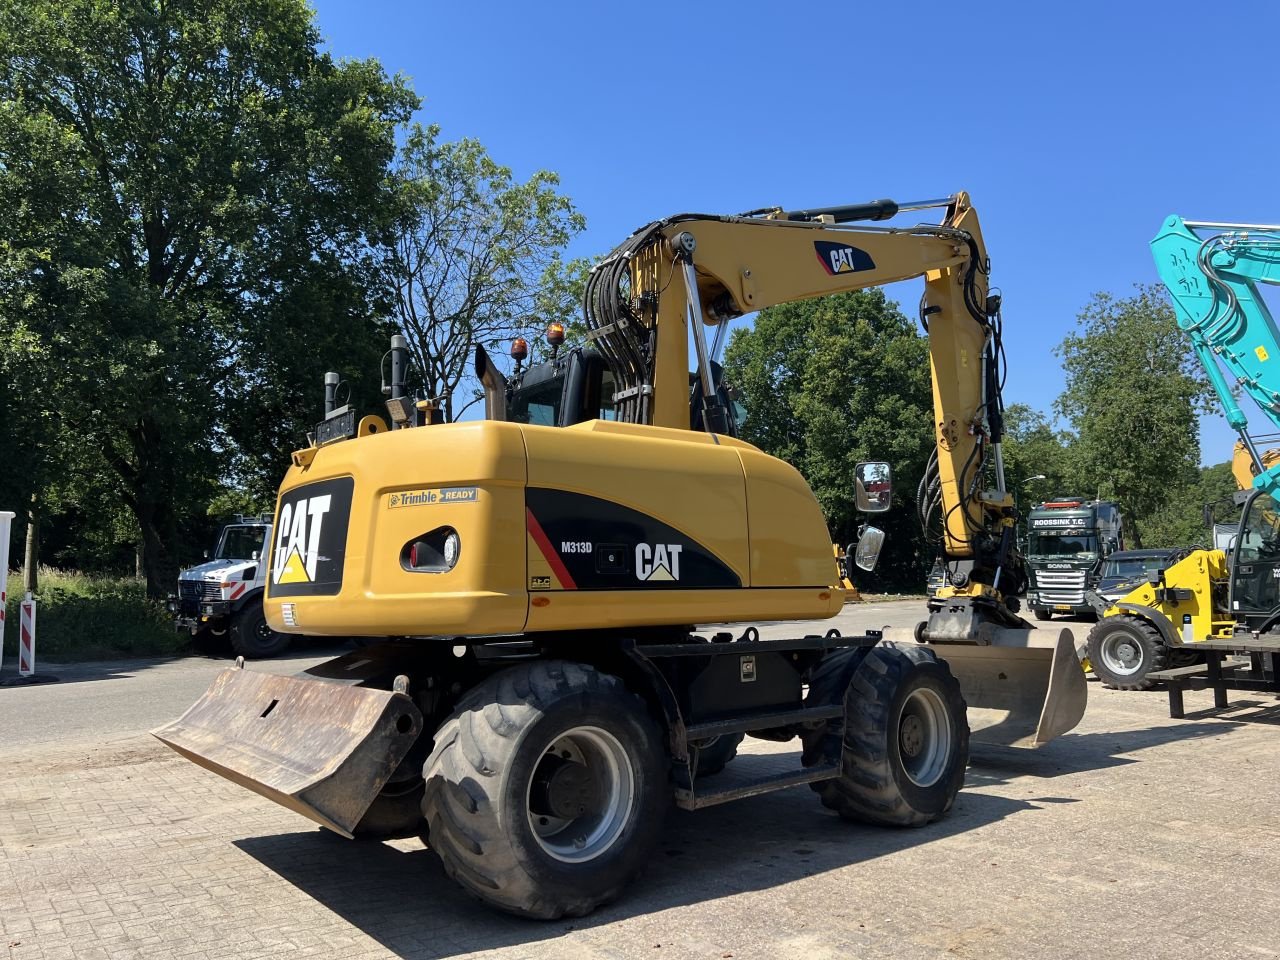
[674,761,840,810]
[1148,661,1248,682]
[634,635,872,658]
[685,704,844,741]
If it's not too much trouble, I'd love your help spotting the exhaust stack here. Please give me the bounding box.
[475,345,508,421]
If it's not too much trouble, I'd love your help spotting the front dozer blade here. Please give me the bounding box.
[884,624,1087,748]
[152,667,423,837]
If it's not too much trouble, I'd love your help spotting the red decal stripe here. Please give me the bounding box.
[230,584,246,600]
[525,508,577,590]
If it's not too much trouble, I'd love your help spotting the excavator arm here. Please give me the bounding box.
[589,196,1017,609]
[1153,215,1280,504]
[586,193,1084,745]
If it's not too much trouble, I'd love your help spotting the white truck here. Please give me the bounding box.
[167,516,288,657]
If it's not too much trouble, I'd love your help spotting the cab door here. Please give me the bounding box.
[1229,490,1280,629]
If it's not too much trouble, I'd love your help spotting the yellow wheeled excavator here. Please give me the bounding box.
[155,192,1087,919]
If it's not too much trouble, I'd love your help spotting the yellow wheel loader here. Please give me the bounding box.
[1085,475,1280,691]
[156,192,1086,919]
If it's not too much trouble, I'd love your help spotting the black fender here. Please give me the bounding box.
[230,587,265,615]
[1110,601,1178,648]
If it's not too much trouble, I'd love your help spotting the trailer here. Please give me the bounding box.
[1147,635,1280,718]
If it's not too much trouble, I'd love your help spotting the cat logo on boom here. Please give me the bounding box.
[273,495,332,584]
[635,543,682,582]
[814,240,875,276]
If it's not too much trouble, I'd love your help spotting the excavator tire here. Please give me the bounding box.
[229,604,290,659]
[1086,615,1168,690]
[690,734,743,776]
[672,732,745,789]
[421,660,667,919]
[352,779,426,840]
[801,643,968,827]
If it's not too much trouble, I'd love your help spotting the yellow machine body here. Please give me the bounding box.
[256,191,1086,748]
[263,419,841,637]
[160,191,1087,850]
[1104,548,1236,643]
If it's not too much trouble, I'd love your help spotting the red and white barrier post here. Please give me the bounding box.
[18,592,35,677]
[0,510,12,673]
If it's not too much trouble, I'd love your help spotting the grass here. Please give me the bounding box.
[3,567,189,662]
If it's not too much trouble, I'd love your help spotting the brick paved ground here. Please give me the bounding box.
[2,673,1280,960]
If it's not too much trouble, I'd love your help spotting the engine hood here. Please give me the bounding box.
[179,559,259,582]
[1097,574,1149,600]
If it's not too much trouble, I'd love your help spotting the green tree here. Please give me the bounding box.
[723,290,934,590]
[1142,460,1237,548]
[0,0,417,594]
[998,403,1079,520]
[1055,287,1214,546]
[386,125,586,421]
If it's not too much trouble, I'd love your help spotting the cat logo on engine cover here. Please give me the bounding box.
[269,477,353,597]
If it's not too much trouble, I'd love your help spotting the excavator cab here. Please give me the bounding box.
[478,340,742,435]
[476,341,615,428]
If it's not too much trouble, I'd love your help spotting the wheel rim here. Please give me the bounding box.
[526,725,635,863]
[1100,631,1144,676]
[897,687,953,788]
[255,619,275,641]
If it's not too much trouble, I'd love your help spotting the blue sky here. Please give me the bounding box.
[312,0,1278,463]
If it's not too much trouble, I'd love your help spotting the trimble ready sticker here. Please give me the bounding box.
[387,487,479,508]
[268,476,354,597]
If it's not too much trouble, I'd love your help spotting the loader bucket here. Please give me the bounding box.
[884,625,1087,748]
[152,667,423,838]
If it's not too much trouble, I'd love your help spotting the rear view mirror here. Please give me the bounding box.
[855,526,886,572]
[855,461,892,513]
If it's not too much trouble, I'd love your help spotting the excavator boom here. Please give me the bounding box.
[1153,215,1280,504]
[584,192,1084,745]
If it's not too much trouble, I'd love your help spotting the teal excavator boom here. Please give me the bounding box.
[1152,215,1280,503]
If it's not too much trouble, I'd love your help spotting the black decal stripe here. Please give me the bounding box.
[525,488,740,590]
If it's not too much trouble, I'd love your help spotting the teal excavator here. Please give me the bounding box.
[1152,215,1280,501]
[1079,217,1280,691]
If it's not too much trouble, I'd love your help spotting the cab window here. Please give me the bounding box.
[598,370,618,421]
[508,375,564,426]
[217,526,268,561]
[1237,495,1280,562]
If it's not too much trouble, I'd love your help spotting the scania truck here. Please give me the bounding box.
[1025,498,1124,621]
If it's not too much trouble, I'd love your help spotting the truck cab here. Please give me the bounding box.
[169,516,287,657]
[1025,498,1124,621]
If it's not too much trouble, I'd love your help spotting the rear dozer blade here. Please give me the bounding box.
[152,666,423,837]
[884,625,1087,748]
